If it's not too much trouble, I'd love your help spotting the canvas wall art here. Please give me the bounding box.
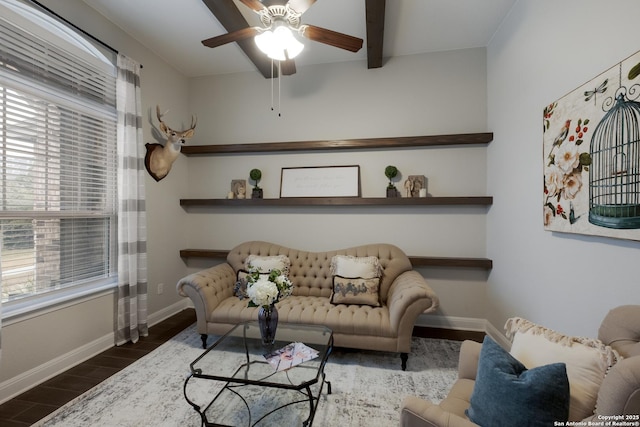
[543,49,640,241]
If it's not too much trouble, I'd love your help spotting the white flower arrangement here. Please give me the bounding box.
[245,268,293,309]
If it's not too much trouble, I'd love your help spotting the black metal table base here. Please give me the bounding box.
[184,364,332,427]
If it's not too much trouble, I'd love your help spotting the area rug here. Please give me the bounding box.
[33,324,461,426]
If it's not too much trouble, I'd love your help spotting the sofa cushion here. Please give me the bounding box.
[330,255,382,279]
[466,336,570,427]
[505,317,620,421]
[330,275,381,307]
[439,378,475,419]
[210,295,394,337]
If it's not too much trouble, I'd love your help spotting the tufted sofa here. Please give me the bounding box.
[176,241,439,369]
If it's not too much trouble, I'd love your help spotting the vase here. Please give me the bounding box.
[258,304,278,346]
[251,188,263,199]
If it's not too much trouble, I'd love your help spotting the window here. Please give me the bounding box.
[0,0,117,315]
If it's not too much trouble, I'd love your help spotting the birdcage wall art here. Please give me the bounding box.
[589,86,640,229]
[543,49,640,241]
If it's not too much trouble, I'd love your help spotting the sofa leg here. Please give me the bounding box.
[400,353,408,371]
[201,334,208,349]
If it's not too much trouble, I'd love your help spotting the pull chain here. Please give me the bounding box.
[270,58,274,112]
[268,59,282,117]
[277,60,282,117]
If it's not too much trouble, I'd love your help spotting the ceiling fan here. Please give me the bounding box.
[201,0,363,66]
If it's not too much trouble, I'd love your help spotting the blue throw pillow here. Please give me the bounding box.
[466,336,570,427]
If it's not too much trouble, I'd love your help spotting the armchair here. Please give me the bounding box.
[400,305,640,427]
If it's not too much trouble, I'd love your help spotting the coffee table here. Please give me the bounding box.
[183,321,333,426]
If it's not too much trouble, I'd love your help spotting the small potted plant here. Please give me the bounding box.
[249,168,263,199]
[385,165,400,198]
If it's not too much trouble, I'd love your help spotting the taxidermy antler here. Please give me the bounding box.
[144,105,197,182]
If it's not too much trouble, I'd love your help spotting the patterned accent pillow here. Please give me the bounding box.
[505,317,620,421]
[330,275,381,307]
[233,276,248,299]
[330,255,382,279]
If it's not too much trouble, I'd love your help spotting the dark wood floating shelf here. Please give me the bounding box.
[180,196,493,207]
[180,249,492,270]
[181,132,493,155]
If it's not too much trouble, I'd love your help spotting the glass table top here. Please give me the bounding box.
[189,321,333,389]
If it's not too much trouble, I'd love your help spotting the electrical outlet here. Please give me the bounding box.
[157,283,164,295]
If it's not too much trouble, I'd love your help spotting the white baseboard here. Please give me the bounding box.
[416,314,487,332]
[416,314,511,348]
[0,299,193,404]
[147,299,192,327]
[485,319,511,349]
[0,331,114,404]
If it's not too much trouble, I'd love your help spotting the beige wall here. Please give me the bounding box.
[486,0,640,338]
[186,47,490,323]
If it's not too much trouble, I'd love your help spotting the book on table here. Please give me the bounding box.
[264,342,319,372]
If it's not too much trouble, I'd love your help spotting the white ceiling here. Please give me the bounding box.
[80,0,516,78]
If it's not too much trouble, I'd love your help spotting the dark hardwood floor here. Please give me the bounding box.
[0,309,197,426]
[0,308,484,426]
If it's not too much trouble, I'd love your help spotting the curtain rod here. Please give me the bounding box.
[28,0,143,68]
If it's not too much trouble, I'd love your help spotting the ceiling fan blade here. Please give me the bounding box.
[201,27,260,48]
[300,24,363,52]
[237,0,267,12]
[287,0,317,14]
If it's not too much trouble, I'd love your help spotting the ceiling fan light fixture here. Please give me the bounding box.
[255,24,304,61]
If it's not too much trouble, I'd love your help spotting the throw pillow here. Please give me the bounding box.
[330,275,381,307]
[505,317,621,421]
[244,254,291,276]
[330,255,382,279]
[233,276,248,299]
[466,336,570,427]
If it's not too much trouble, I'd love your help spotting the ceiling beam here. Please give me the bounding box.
[202,0,296,78]
[365,0,385,69]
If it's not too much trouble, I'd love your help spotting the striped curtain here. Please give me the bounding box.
[116,54,148,345]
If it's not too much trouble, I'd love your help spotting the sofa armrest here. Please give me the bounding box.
[401,396,479,427]
[176,263,236,333]
[458,340,482,381]
[592,356,640,417]
[387,270,439,334]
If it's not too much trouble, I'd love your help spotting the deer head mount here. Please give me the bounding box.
[144,105,197,182]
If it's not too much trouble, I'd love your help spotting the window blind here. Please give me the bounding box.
[0,1,117,305]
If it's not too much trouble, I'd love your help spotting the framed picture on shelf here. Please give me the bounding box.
[231,179,246,199]
[405,175,426,197]
[280,165,361,198]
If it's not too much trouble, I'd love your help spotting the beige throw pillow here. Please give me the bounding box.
[330,255,382,279]
[505,317,620,421]
[244,254,291,276]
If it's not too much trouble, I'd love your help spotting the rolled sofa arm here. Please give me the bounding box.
[176,263,236,334]
[387,270,439,335]
[592,356,640,417]
[401,396,478,427]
